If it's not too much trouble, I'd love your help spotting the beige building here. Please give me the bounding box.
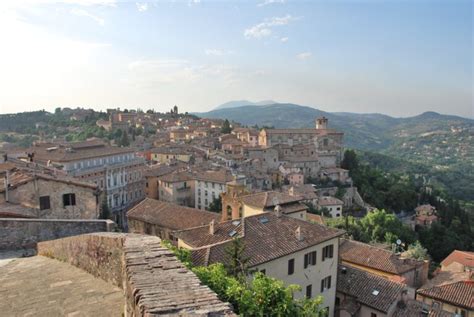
[158,171,195,207]
[176,212,345,316]
[232,128,259,147]
[144,163,186,199]
[237,190,308,221]
[150,147,193,164]
[339,239,429,288]
[258,117,344,164]
[317,196,344,218]
[1,165,101,219]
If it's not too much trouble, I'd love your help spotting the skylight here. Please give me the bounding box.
[229,230,237,237]
[232,220,240,226]
[372,290,380,296]
[258,217,269,224]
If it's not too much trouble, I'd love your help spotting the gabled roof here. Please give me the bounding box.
[127,199,220,231]
[177,213,344,268]
[417,281,473,310]
[441,250,474,269]
[240,191,303,209]
[337,264,405,313]
[340,239,424,275]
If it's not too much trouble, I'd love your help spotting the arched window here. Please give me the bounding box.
[239,206,243,218]
[226,206,233,219]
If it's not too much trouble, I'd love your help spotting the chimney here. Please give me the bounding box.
[295,226,303,241]
[275,204,282,217]
[209,220,215,235]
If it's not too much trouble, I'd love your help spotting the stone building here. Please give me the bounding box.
[144,162,186,199]
[158,171,195,207]
[176,212,345,316]
[0,166,101,219]
[258,117,344,164]
[339,239,429,288]
[23,140,145,229]
[127,198,220,242]
[194,169,236,210]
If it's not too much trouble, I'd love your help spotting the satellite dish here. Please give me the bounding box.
[396,239,402,245]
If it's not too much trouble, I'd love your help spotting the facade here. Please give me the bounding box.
[194,169,235,210]
[237,190,308,221]
[177,212,345,316]
[127,198,220,242]
[232,128,259,147]
[258,117,344,164]
[339,239,429,288]
[25,140,145,229]
[317,196,344,218]
[144,163,186,199]
[158,171,195,207]
[150,147,193,164]
[0,166,100,219]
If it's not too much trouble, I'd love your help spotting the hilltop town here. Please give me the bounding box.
[0,107,472,317]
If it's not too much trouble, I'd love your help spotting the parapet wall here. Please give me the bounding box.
[0,218,115,250]
[37,233,235,316]
[38,232,125,287]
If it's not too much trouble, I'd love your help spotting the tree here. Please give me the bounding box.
[405,241,429,261]
[221,119,232,134]
[225,237,249,280]
[341,149,359,172]
[207,196,222,213]
[120,130,130,146]
[99,196,110,220]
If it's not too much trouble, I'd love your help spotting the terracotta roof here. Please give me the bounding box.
[392,299,455,317]
[240,191,304,209]
[143,163,186,177]
[307,213,325,225]
[340,239,424,275]
[0,168,97,193]
[441,250,474,269]
[318,196,343,206]
[177,213,344,268]
[417,281,473,310]
[127,198,220,231]
[29,142,135,162]
[337,264,405,313]
[159,171,193,183]
[194,169,234,183]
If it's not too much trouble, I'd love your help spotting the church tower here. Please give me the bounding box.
[315,116,328,130]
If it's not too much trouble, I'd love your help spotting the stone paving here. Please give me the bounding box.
[0,254,123,317]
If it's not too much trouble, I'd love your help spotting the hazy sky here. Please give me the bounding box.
[0,0,472,118]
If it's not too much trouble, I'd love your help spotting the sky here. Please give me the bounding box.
[0,0,472,118]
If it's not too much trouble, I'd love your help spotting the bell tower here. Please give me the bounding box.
[315,117,328,130]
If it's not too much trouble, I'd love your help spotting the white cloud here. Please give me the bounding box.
[296,52,312,60]
[280,37,288,42]
[136,2,148,12]
[188,0,201,6]
[244,15,298,39]
[70,8,105,26]
[258,0,285,7]
[205,49,234,56]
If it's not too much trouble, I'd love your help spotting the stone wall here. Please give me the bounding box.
[38,232,125,287]
[0,218,115,250]
[3,177,100,219]
[37,233,235,316]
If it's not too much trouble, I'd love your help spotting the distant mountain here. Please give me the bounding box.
[196,103,474,201]
[213,100,277,110]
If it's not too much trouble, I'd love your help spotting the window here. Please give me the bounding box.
[63,193,76,207]
[39,196,50,210]
[322,245,334,261]
[260,269,266,275]
[370,313,377,317]
[288,259,295,275]
[304,251,317,268]
[320,276,331,292]
[306,284,312,298]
